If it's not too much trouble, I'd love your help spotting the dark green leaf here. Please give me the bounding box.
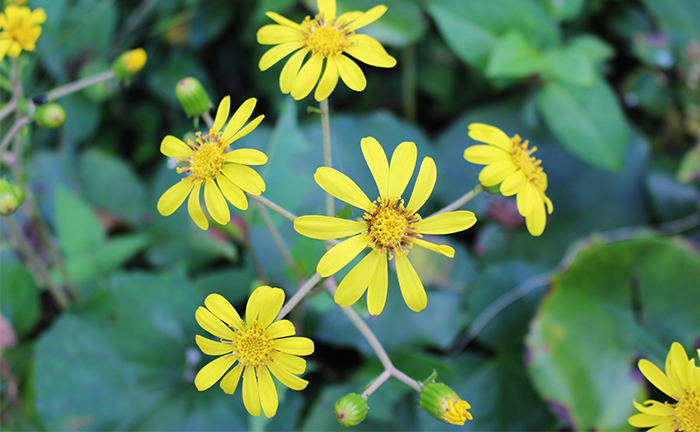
[486,31,546,79]
[54,187,105,257]
[0,254,41,338]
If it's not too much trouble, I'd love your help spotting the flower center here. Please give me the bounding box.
[511,135,546,189]
[301,13,351,57]
[443,399,473,426]
[177,130,227,183]
[363,197,421,258]
[235,321,273,367]
[675,389,700,432]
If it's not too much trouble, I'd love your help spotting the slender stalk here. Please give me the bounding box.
[45,70,115,101]
[277,272,323,321]
[248,194,297,222]
[432,185,484,216]
[253,199,301,279]
[0,99,17,122]
[402,45,417,123]
[320,98,333,217]
[362,370,391,399]
[201,111,214,129]
[0,116,30,155]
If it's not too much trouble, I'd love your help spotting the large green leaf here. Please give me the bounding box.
[526,237,700,431]
[0,254,41,338]
[537,75,629,171]
[486,31,546,79]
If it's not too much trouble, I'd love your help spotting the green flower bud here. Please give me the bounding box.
[175,77,212,117]
[484,183,503,195]
[419,383,472,426]
[35,103,65,129]
[334,393,368,427]
[0,179,23,216]
[113,48,147,80]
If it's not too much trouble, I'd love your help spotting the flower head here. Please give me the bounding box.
[464,123,553,236]
[629,342,700,432]
[419,382,472,426]
[113,48,146,79]
[294,137,476,315]
[194,286,314,418]
[157,96,267,230]
[257,0,396,101]
[0,4,46,62]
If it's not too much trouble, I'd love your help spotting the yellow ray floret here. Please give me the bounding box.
[0,4,46,62]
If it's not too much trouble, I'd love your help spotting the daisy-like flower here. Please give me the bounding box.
[629,342,700,432]
[463,123,553,236]
[194,286,314,418]
[294,137,476,315]
[257,0,396,101]
[0,4,46,62]
[157,96,266,230]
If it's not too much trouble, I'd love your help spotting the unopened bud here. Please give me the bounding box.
[113,48,147,79]
[175,77,212,117]
[484,183,503,195]
[0,179,23,216]
[35,103,65,129]
[419,383,472,426]
[334,393,368,427]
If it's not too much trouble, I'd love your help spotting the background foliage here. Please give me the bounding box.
[1,0,700,430]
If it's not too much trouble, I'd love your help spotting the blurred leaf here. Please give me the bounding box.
[678,147,700,183]
[537,75,629,171]
[526,237,700,430]
[640,0,700,49]
[486,31,546,79]
[0,254,40,338]
[60,94,102,142]
[543,47,595,87]
[336,0,428,48]
[644,171,699,221]
[55,187,105,257]
[543,0,585,21]
[147,52,213,108]
[622,69,673,117]
[94,234,150,271]
[568,34,615,64]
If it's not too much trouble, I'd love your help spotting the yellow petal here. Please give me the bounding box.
[280,48,310,94]
[335,249,381,307]
[204,179,230,225]
[348,5,387,31]
[628,413,666,428]
[314,55,339,101]
[516,182,536,216]
[222,98,257,143]
[260,42,303,71]
[633,399,675,416]
[337,11,363,25]
[500,171,526,196]
[220,363,243,394]
[194,354,236,391]
[268,360,308,391]
[271,351,306,375]
[406,157,436,213]
[291,53,324,100]
[318,0,336,20]
[468,123,513,152]
[157,180,193,216]
[0,40,12,62]
[212,96,230,134]
[344,43,396,68]
[222,164,266,195]
[204,293,244,331]
[412,238,455,258]
[246,286,272,324]
[361,136,389,197]
[196,306,237,340]
[257,24,301,45]
[367,253,388,316]
[294,215,366,240]
[216,174,248,210]
[525,193,546,237]
[258,287,284,328]
[258,366,279,418]
[669,342,690,388]
[228,114,264,144]
[395,254,427,312]
[336,54,366,92]
[160,135,192,158]
[225,149,268,165]
[274,336,314,356]
[478,161,518,186]
[196,335,235,356]
[264,11,303,30]
[267,320,296,339]
[544,194,554,214]
[314,167,372,210]
[639,359,675,398]
[242,366,262,417]
[316,234,368,277]
[387,141,417,197]
[30,8,47,24]
[188,182,208,230]
[414,211,477,235]
[463,144,511,165]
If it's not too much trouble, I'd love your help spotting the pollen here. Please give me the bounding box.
[363,197,421,258]
[301,14,351,58]
[177,129,227,183]
[674,389,700,432]
[234,321,274,367]
[511,135,546,188]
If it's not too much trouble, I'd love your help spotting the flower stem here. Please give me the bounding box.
[45,70,115,102]
[320,98,334,217]
[0,116,30,156]
[277,272,323,321]
[253,199,302,279]
[201,111,214,128]
[248,194,297,222]
[432,184,484,216]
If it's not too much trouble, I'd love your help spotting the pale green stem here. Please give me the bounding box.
[201,111,214,128]
[320,98,333,217]
[253,199,301,279]
[45,70,115,101]
[248,194,297,222]
[0,116,30,156]
[362,369,391,399]
[277,272,323,321]
[0,99,17,122]
[432,184,484,216]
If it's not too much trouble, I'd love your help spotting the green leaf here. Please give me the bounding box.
[94,234,150,272]
[54,187,105,257]
[537,75,629,171]
[644,171,700,222]
[0,254,41,338]
[526,237,700,430]
[543,0,585,21]
[640,0,700,49]
[568,34,615,64]
[543,47,595,87]
[486,31,546,79]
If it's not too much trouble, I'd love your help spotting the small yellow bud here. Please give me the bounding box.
[334,393,368,427]
[113,48,147,79]
[175,77,212,118]
[419,382,472,426]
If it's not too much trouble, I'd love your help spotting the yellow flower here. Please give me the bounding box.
[629,342,700,432]
[194,286,314,418]
[113,48,147,79]
[463,123,553,236]
[257,0,396,101]
[157,96,266,230]
[294,137,476,315]
[0,4,46,62]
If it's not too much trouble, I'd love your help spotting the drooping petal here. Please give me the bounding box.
[246,286,273,325]
[344,39,396,67]
[478,160,518,186]
[412,238,455,258]
[196,335,235,356]
[258,366,279,418]
[225,149,268,165]
[204,179,230,225]
[395,254,427,312]
[157,180,193,216]
[314,167,372,210]
[280,48,310,94]
[257,287,284,328]
[271,351,306,375]
[242,366,262,417]
[414,211,477,235]
[220,363,243,394]
[500,170,527,196]
[669,342,690,388]
[194,354,236,391]
[257,24,302,45]
[633,400,675,416]
[525,193,546,237]
[212,96,230,134]
[314,55,339,101]
[360,136,389,197]
[367,253,388,316]
[638,359,675,398]
[334,249,381,307]
[468,123,513,152]
[316,234,368,277]
[387,141,417,197]
[204,293,244,331]
[273,337,314,356]
[516,182,536,216]
[222,98,257,143]
[216,174,248,210]
[406,157,436,213]
[336,11,363,25]
[264,11,303,30]
[268,360,308,390]
[318,0,336,20]
[259,42,304,71]
[291,53,324,100]
[628,414,667,428]
[195,306,237,340]
[222,164,266,195]
[347,5,387,31]
[267,320,295,339]
[336,54,367,92]
[294,215,366,240]
[188,182,208,230]
[228,115,265,144]
[160,135,192,158]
